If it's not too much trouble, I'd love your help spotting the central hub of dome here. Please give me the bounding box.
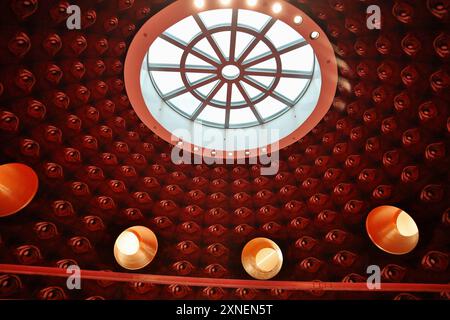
[221,64,240,80]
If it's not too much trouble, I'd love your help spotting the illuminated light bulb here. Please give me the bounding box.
[194,0,205,8]
[255,248,278,272]
[211,150,216,156]
[247,0,258,6]
[245,150,250,156]
[116,231,140,255]
[294,15,303,25]
[272,3,282,13]
[220,0,232,5]
[193,146,199,152]
[228,152,233,156]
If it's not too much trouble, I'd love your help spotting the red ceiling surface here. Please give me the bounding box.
[0,0,449,300]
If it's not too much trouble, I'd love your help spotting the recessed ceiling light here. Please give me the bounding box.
[220,0,232,5]
[311,31,320,39]
[272,3,282,13]
[247,0,258,6]
[194,0,205,8]
[294,15,303,25]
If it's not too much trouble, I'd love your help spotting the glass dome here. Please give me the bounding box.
[146,9,316,129]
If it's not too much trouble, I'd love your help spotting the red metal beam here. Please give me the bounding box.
[1,264,449,293]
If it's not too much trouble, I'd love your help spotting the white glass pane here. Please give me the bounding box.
[151,71,184,95]
[237,9,271,31]
[198,9,232,28]
[247,75,274,88]
[275,78,309,102]
[235,32,254,59]
[241,81,263,99]
[255,96,288,119]
[196,80,220,97]
[186,73,213,84]
[212,83,228,103]
[186,53,214,67]
[246,58,277,70]
[165,16,201,43]
[229,108,257,125]
[281,46,314,71]
[231,84,245,103]
[169,92,202,116]
[245,41,271,62]
[212,31,231,60]
[194,38,221,62]
[197,106,225,125]
[266,20,304,49]
[148,38,183,65]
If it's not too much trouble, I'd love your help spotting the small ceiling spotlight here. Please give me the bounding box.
[220,0,232,5]
[211,150,217,156]
[310,31,320,39]
[294,15,303,25]
[247,0,258,6]
[272,2,282,14]
[245,150,251,156]
[194,0,205,9]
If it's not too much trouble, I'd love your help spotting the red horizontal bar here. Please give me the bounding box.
[1,264,449,293]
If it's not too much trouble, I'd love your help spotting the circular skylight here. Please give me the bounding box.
[146,8,315,129]
[125,0,337,157]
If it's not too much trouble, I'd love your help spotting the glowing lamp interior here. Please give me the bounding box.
[255,248,278,272]
[396,211,419,237]
[116,231,140,256]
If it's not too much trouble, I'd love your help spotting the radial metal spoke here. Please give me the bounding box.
[225,83,232,128]
[164,75,219,100]
[160,33,220,67]
[193,14,227,64]
[237,18,276,64]
[229,9,239,62]
[243,40,308,68]
[148,63,218,74]
[235,82,264,124]
[241,77,294,106]
[191,81,226,121]
[245,68,313,79]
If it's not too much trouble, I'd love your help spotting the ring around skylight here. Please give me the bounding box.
[126,0,338,156]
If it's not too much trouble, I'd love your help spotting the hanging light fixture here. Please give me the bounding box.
[0,163,39,218]
[114,226,158,270]
[241,237,283,280]
[366,205,419,255]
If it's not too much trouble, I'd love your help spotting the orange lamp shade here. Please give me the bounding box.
[366,205,419,255]
[114,226,158,270]
[0,163,39,218]
[241,237,283,280]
